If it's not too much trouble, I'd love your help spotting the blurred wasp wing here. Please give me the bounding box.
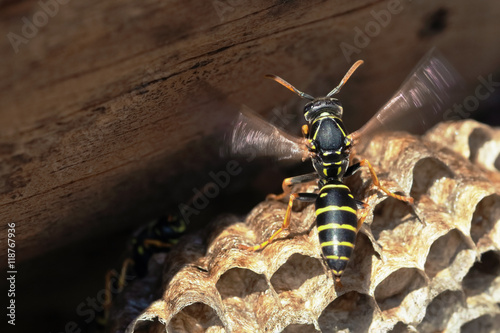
[351,48,465,148]
[227,105,309,161]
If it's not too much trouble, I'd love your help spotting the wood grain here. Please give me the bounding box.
[1,0,499,266]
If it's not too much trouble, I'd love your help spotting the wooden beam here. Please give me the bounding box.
[1,0,499,265]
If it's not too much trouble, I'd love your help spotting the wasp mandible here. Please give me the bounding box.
[230,49,463,282]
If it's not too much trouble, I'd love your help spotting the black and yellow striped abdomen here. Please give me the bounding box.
[315,180,358,277]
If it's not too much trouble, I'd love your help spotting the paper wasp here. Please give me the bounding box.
[102,213,187,322]
[230,49,462,282]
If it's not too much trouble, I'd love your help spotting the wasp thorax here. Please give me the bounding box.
[304,98,343,122]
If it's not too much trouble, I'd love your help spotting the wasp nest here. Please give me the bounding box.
[112,120,500,333]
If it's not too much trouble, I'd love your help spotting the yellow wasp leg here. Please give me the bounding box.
[143,239,174,249]
[360,159,414,204]
[356,202,370,232]
[117,258,134,290]
[240,192,301,251]
[103,270,115,315]
[302,124,309,137]
[266,177,294,201]
[103,258,135,322]
[267,173,318,201]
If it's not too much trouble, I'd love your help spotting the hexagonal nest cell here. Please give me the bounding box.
[107,120,500,333]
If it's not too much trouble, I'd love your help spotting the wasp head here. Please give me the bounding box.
[266,60,363,123]
[303,97,343,122]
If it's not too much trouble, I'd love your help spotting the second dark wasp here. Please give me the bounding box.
[102,213,188,324]
[229,49,463,282]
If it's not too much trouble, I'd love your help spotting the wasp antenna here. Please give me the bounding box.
[265,74,315,100]
[327,60,364,97]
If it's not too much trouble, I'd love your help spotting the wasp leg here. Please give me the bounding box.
[103,269,116,321]
[355,200,369,231]
[302,124,309,137]
[104,259,134,313]
[240,192,317,251]
[102,257,135,323]
[354,200,387,262]
[267,172,318,201]
[355,200,367,210]
[117,258,134,290]
[143,239,175,249]
[358,159,414,204]
[344,162,362,178]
